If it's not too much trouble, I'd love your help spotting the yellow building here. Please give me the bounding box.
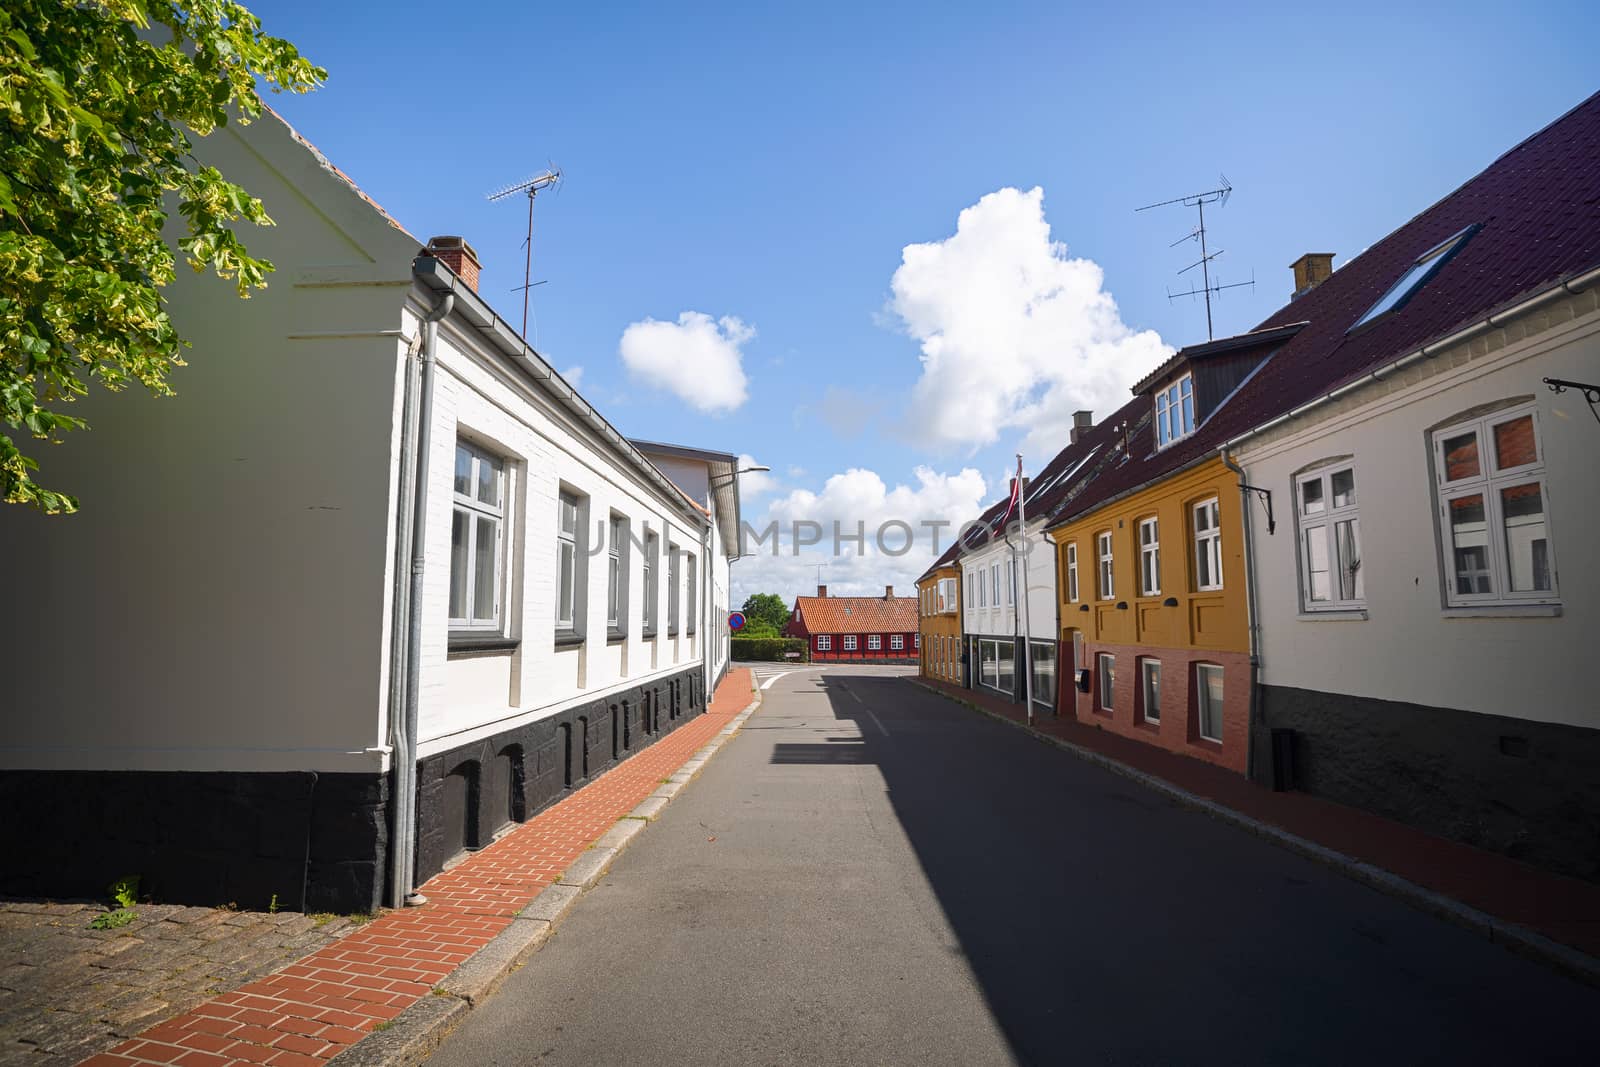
[1043,324,1297,774]
[916,553,963,686]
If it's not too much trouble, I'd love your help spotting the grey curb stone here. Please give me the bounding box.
[593,819,647,852]
[519,882,583,924]
[333,683,766,1065]
[650,782,683,800]
[330,991,468,1066]
[906,677,1600,990]
[559,846,618,888]
[629,796,669,821]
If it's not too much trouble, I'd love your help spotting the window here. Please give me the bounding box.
[979,638,1014,694]
[1138,517,1160,596]
[817,635,831,651]
[667,544,680,635]
[966,569,975,610]
[1065,542,1079,602]
[1097,532,1115,600]
[686,554,697,634]
[975,567,986,608]
[1139,659,1161,724]
[1193,499,1222,592]
[913,633,919,649]
[606,515,630,635]
[1351,225,1478,331]
[1432,405,1557,605]
[868,634,882,650]
[891,634,904,650]
[1005,558,1015,605]
[642,531,659,635]
[1196,664,1224,742]
[556,489,586,636]
[936,577,957,613]
[844,635,858,651]
[1296,464,1363,610]
[1031,640,1055,710]
[990,562,1000,606]
[1155,375,1196,448]
[1096,653,1115,711]
[450,442,506,631]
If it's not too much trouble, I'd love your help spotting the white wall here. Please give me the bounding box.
[959,521,1057,644]
[0,115,422,773]
[412,318,718,756]
[1237,291,1600,729]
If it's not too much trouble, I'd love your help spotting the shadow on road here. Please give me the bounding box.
[773,668,1600,1066]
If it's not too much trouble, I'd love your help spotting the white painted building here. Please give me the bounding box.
[0,108,741,912]
[1216,94,1600,881]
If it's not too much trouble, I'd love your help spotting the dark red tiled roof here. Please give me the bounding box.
[1051,89,1600,528]
[787,595,917,635]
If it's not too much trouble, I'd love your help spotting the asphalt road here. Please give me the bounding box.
[427,666,1600,1066]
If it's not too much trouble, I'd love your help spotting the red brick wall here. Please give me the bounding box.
[1062,640,1249,774]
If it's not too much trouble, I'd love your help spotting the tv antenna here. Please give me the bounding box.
[487,169,561,338]
[1136,175,1253,340]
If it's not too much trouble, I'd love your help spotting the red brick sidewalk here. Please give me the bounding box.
[80,670,755,1067]
[912,676,1600,961]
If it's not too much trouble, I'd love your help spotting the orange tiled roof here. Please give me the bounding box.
[790,595,917,635]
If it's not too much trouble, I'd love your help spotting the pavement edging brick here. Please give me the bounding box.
[906,677,1600,990]
[330,681,765,1065]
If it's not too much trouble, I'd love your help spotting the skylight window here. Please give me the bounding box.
[1154,375,1195,449]
[1349,225,1479,332]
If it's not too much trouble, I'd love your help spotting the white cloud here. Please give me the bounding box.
[561,365,584,390]
[890,186,1171,455]
[618,311,752,414]
[730,464,988,605]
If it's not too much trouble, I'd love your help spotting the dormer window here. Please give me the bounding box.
[1154,375,1195,448]
[1350,225,1479,332]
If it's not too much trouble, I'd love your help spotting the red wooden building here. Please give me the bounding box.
[785,585,919,663]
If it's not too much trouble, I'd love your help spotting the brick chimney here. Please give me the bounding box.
[1290,253,1335,300]
[426,236,482,293]
[1070,410,1093,445]
[817,584,828,597]
[884,584,894,598]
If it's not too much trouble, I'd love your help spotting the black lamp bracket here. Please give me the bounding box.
[1544,377,1600,425]
[1240,483,1275,535]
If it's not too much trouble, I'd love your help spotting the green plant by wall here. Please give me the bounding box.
[89,874,140,929]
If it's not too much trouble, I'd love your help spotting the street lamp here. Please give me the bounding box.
[710,464,770,488]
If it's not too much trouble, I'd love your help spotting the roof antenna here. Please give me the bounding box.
[487,169,562,339]
[1136,175,1254,341]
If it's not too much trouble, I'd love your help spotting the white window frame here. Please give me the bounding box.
[1065,542,1079,602]
[990,562,1001,606]
[1139,658,1161,724]
[606,514,630,635]
[1096,531,1115,600]
[1138,517,1160,597]
[1193,498,1223,592]
[686,553,697,634]
[1154,374,1196,449]
[868,634,882,650]
[913,633,920,650]
[1295,464,1364,611]
[817,634,831,651]
[641,530,659,636]
[1030,639,1055,710]
[843,634,858,651]
[1432,404,1559,607]
[1196,664,1224,742]
[1005,558,1015,606]
[890,634,904,650]
[936,577,958,613]
[1096,653,1115,711]
[667,544,681,636]
[555,488,586,638]
[450,441,507,633]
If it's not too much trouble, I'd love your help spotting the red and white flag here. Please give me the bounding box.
[997,455,1024,529]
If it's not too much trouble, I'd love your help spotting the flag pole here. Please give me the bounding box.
[1016,453,1034,726]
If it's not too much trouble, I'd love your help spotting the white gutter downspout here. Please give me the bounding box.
[701,514,714,706]
[386,289,453,909]
[1219,446,1263,783]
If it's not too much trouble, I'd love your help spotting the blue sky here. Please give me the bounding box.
[256,0,1597,599]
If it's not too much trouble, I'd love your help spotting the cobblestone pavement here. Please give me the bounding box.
[0,901,361,1067]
